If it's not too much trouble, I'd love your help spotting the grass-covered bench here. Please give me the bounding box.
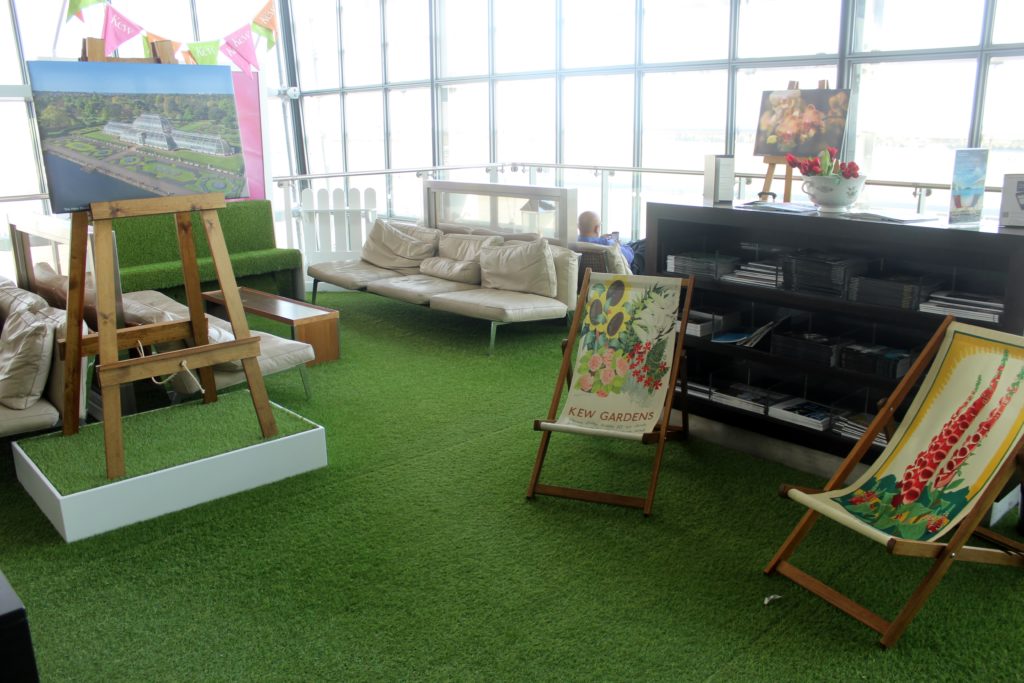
[113,200,304,300]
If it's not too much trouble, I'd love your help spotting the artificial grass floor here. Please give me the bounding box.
[19,391,315,495]
[0,291,1022,681]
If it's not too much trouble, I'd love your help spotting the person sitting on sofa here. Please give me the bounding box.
[576,210,645,274]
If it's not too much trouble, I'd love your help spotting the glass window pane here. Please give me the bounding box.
[854,0,984,51]
[642,70,728,169]
[738,0,840,58]
[733,65,837,175]
[563,74,634,167]
[852,60,976,184]
[345,91,385,171]
[302,94,343,174]
[341,0,383,86]
[0,2,23,81]
[0,102,43,196]
[291,0,340,90]
[385,0,430,83]
[437,0,487,78]
[495,79,555,164]
[438,82,489,165]
[561,0,635,69]
[643,0,729,63]
[391,171,423,219]
[493,0,555,73]
[993,0,1024,44]
[980,57,1024,193]
[389,87,432,168]
[195,0,272,37]
[15,1,106,60]
[104,0,195,59]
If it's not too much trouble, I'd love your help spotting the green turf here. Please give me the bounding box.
[0,291,1021,681]
[18,392,315,495]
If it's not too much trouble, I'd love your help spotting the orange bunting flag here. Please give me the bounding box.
[142,32,182,59]
[251,0,278,50]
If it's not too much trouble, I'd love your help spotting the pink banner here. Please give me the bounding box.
[232,72,266,200]
[102,5,143,56]
[221,25,259,77]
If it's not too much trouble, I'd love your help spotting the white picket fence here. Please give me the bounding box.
[292,187,377,272]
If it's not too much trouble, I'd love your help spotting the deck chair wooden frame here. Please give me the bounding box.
[526,269,695,516]
[765,316,1024,647]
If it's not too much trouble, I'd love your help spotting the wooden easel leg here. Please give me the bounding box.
[526,432,553,499]
[241,357,277,438]
[62,212,89,434]
[92,219,126,478]
[174,210,217,401]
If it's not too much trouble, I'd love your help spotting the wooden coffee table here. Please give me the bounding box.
[203,287,339,366]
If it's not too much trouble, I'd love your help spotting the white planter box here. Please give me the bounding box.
[13,404,327,543]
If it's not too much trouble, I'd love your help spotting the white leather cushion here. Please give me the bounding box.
[438,233,502,261]
[390,221,443,251]
[0,398,60,437]
[362,219,437,271]
[0,307,56,410]
[0,283,48,322]
[122,290,237,368]
[419,257,482,284]
[549,244,580,308]
[479,239,557,298]
[307,259,401,290]
[368,273,478,304]
[170,331,314,395]
[429,288,568,323]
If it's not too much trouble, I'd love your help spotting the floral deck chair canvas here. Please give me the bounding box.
[765,317,1024,648]
[526,270,694,515]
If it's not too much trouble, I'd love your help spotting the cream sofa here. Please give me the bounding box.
[0,277,86,440]
[308,220,580,351]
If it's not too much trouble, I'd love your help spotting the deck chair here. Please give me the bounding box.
[526,269,694,515]
[765,316,1024,647]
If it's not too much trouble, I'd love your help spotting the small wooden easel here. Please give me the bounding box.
[59,39,277,479]
[758,80,831,203]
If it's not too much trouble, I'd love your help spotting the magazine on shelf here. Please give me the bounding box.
[686,308,742,338]
[710,382,790,414]
[767,397,832,431]
[926,290,1004,311]
[842,210,939,224]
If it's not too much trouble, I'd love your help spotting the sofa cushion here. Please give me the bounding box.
[390,221,443,252]
[307,259,402,290]
[438,234,502,261]
[428,288,568,323]
[0,398,60,437]
[361,219,437,273]
[169,330,314,395]
[0,282,48,322]
[367,274,479,305]
[479,239,557,298]
[419,257,482,285]
[0,307,56,410]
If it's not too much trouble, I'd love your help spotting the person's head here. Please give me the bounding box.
[578,211,601,238]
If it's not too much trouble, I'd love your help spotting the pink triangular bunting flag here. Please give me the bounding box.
[220,25,259,77]
[102,5,143,56]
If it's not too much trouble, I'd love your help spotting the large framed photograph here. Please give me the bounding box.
[753,88,851,158]
[28,61,248,214]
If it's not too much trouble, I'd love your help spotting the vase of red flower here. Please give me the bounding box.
[787,147,866,213]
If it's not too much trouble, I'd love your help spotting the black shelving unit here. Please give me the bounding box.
[647,202,1024,460]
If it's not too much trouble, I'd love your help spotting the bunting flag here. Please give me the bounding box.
[181,50,198,65]
[66,0,105,23]
[142,32,182,59]
[251,0,278,50]
[187,40,221,66]
[102,5,143,56]
[220,25,259,77]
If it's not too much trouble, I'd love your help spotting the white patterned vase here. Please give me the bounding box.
[800,175,867,213]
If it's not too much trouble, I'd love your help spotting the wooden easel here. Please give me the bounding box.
[61,40,277,479]
[758,80,831,202]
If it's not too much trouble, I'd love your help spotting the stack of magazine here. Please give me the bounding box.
[770,330,853,367]
[710,382,789,415]
[847,274,944,310]
[684,379,712,399]
[767,397,832,431]
[782,251,870,297]
[719,258,785,288]
[839,343,913,379]
[686,307,742,338]
[832,412,888,447]
[666,252,739,279]
[918,290,1003,323]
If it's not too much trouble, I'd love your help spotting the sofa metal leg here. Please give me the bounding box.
[310,279,320,305]
[489,321,505,356]
[298,365,312,399]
